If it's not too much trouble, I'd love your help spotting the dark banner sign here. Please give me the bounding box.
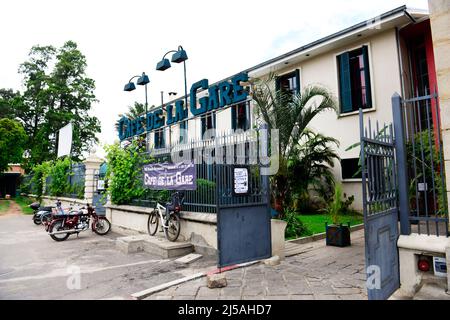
[143,162,196,190]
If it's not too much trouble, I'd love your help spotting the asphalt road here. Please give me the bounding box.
[0,205,216,300]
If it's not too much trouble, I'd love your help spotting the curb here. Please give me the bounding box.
[130,260,261,300]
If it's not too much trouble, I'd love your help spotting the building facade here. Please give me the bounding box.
[120,5,439,212]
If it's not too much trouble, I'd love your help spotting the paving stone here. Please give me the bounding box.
[332,287,362,295]
[197,286,220,297]
[174,285,201,296]
[226,279,243,287]
[290,294,315,300]
[172,295,196,300]
[175,253,203,264]
[338,294,366,300]
[266,285,289,296]
[242,295,265,300]
[314,294,339,300]
[220,286,242,297]
[242,285,265,296]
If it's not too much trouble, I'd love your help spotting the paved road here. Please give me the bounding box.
[147,230,368,300]
[0,205,215,300]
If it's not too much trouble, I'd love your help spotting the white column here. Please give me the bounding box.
[83,152,103,204]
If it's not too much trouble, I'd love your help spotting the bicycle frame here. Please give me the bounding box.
[154,202,170,229]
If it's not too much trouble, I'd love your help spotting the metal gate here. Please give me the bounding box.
[359,107,400,300]
[216,129,272,268]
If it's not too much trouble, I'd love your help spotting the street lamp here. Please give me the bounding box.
[123,72,150,113]
[156,46,188,144]
[123,72,150,149]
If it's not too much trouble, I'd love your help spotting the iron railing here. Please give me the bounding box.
[130,129,269,214]
[396,91,448,236]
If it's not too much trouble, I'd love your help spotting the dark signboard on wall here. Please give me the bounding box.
[143,162,196,190]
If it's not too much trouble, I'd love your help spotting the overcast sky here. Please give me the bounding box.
[0,0,428,155]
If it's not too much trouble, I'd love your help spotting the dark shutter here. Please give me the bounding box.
[362,45,372,109]
[338,52,353,113]
[295,69,300,94]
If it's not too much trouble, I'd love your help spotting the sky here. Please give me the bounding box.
[0,0,428,156]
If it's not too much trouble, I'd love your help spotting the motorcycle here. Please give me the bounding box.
[30,202,54,225]
[47,203,111,242]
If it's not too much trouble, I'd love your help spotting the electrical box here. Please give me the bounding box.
[433,257,447,277]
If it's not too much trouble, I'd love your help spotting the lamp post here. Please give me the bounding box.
[123,72,150,149]
[156,46,188,144]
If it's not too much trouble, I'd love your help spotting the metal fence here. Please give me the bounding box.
[39,163,86,199]
[130,129,269,214]
[396,91,448,236]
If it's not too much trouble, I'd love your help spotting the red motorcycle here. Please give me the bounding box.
[47,203,111,242]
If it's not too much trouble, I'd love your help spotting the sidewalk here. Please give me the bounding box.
[145,229,368,300]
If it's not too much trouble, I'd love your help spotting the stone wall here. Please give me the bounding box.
[428,0,450,215]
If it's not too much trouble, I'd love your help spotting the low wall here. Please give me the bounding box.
[105,204,218,256]
[397,234,450,297]
[41,195,86,208]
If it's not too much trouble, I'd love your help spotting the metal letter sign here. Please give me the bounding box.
[233,167,249,196]
[143,162,196,190]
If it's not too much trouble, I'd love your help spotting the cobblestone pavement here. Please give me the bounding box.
[146,229,368,300]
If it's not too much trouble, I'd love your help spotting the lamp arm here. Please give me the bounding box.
[128,75,141,83]
[162,50,178,60]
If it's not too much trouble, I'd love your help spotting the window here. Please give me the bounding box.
[154,128,165,149]
[231,101,250,131]
[179,120,188,143]
[341,158,362,180]
[337,45,372,114]
[276,69,300,98]
[201,112,216,139]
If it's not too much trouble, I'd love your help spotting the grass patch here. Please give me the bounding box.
[14,196,35,215]
[0,200,11,214]
[297,213,363,235]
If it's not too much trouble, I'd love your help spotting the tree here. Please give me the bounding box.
[2,41,101,171]
[250,74,339,214]
[0,118,27,172]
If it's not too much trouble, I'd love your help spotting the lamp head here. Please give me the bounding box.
[137,73,150,85]
[156,58,171,71]
[124,82,136,92]
[171,49,188,63]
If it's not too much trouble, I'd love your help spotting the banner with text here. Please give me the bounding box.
[143,162,196,190]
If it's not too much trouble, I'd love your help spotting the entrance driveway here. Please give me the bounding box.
[147,229,368,300]
[0,205,215,300]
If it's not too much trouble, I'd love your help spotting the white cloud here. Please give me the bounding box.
[0,0,428,156]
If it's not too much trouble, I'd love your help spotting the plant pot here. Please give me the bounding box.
[271,219,287,259]
[325,223,351,247]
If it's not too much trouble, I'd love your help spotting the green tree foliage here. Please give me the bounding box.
[0,118,28,172]
[30,161,51,199]
[1,41,100,171]
[250,74,339,216]
[47,157,71,197]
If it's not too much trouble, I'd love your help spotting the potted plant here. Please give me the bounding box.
[324,184,351,247]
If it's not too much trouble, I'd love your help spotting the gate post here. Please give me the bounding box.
[83,151,103,205]
[392,93,411,236]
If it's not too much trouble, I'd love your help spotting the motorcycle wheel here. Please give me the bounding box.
[41,212,52,225]
[164,214,180,242]
[93,218,111,235]
[33,214,42,225]
[147,210,159,236]
[49,220,70,242]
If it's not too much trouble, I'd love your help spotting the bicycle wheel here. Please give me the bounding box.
[164,213,180,242]
[147,210,159,236]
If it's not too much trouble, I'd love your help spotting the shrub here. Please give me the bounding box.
[283,208,312,239]
[48,157,71,196]
[31,161,51,199]
[104,141,147,205]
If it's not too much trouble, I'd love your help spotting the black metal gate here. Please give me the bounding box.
[359,108,400,300]
[216,129,272,268]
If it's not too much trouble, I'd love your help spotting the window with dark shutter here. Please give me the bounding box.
[337,46,372,114]
[231,101,250,131]
[341,158,362,179]
[275,69,300,99]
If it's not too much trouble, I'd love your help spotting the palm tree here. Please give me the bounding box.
[250,74,339,215]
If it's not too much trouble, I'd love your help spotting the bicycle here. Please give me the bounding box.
[147,192,184,242]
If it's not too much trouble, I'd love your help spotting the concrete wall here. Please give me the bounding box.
[428,0,450,215]
[105,204,218,254]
